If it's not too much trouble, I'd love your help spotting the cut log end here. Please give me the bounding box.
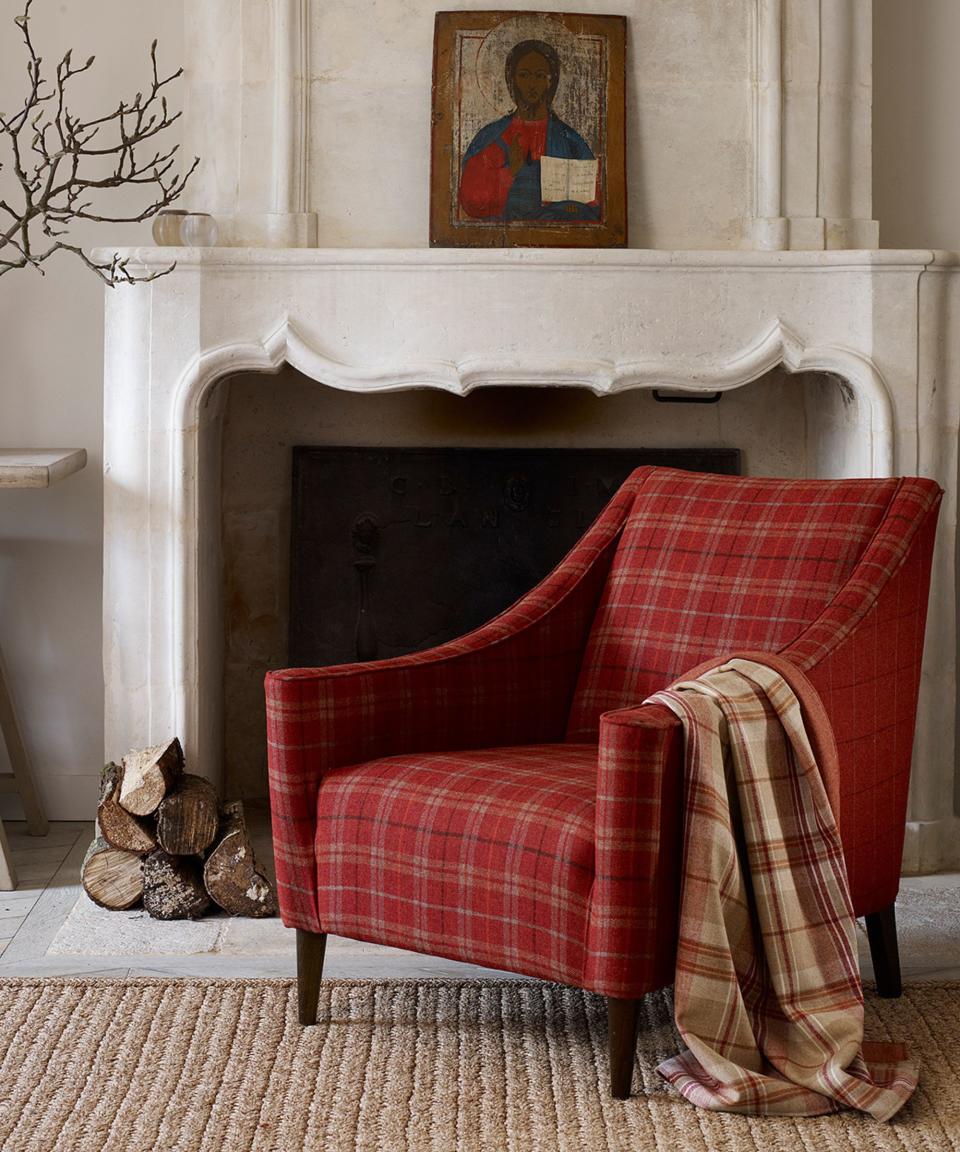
[81,836,143,910]
[157,773,219,856]
[204,800,278,918]
[98,762,157,855]
[119,738,184,817]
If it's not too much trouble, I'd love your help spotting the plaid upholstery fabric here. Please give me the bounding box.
[650,660,917,1119]
[316,744,597,986]
[566,471,902,741]
[266,471,644,933]
[793,496,940,913]
[584,702,683,997]
[266,465,941,1003]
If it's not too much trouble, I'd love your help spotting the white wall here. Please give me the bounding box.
[0,1,184,819]
[873,0,960,249]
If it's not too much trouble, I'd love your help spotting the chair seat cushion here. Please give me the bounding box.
[315,743,598,985]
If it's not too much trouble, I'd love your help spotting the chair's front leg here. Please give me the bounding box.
[607,997,641,1098]
[297,929,327,1024]
[864,903,902,998]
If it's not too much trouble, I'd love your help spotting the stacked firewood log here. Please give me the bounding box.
[81,738,277,920]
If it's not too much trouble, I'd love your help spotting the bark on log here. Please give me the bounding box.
[156,774,219,856]
[142,848,211,920]
[81,836,144,910]
[204,801,278,918]
[119,739,184,816]
[97,762,157,855]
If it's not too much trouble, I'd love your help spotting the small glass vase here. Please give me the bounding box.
[180,213,220,247]
[151,209,188,246]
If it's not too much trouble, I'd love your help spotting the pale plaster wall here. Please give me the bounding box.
[873,0,960,249]
[0,2,184,819]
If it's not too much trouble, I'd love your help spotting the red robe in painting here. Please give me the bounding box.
[459,116,549,218]
[458,112,600,222]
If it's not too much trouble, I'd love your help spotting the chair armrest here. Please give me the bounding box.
[584,701,684,997]
[585,651,843,998]
[782,494,941,914]
[266,477,639,933]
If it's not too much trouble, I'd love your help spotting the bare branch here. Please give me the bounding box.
[0,1,197,286]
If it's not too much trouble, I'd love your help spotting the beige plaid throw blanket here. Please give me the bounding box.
[647,658,917,1120]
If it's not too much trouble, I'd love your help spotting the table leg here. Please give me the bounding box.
[0,639,48,837]
[0,817,17,890]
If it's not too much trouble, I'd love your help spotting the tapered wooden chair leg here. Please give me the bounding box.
[865,903,902,998]
[608,996,641,1099]
[297,930,327,1024]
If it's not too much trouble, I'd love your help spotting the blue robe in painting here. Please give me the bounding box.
[461,112,601,222]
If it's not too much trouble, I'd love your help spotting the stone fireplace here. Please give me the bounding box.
[101,1,960,874]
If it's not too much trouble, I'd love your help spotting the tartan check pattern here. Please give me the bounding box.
[649,659,917,1119]
[585,700,684,996]
[315,744,597,986]
[567,470,903,741]
[786,485,941,913]
[266,466,941,1005]
[266,472,640,934]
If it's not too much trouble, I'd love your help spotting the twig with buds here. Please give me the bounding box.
[0,0,198,284]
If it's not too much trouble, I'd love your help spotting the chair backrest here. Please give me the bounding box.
[565,467,907,741]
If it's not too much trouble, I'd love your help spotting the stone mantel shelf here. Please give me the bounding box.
[96,247,949,272]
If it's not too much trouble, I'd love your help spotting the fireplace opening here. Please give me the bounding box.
[288,446,740,669]
[219,365,867,799]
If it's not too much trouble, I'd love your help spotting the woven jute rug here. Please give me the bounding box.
[0,978,958,1152]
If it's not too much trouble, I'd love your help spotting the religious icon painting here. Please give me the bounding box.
[430,11,627,247]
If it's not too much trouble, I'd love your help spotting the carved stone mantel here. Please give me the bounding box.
[101,246,960,873]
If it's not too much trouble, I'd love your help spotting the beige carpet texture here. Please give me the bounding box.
[0,978,958,1152]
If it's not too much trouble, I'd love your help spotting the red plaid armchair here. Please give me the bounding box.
[266,467,941,1097]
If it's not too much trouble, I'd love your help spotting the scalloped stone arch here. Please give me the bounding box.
[174,314,893,454]
[168,317,894,744]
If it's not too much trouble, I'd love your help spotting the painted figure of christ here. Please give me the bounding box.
[459,39,601,222]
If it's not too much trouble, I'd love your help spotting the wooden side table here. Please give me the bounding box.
[0,449,87,889]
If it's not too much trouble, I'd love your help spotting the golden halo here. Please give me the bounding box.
[473,14,581,117]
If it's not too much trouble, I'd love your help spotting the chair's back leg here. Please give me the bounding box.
[864,903,902,998]
[607,996,641,1098]
[297,930,328,1024]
